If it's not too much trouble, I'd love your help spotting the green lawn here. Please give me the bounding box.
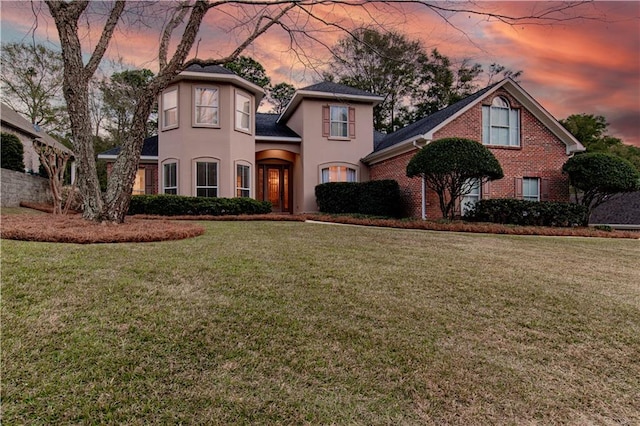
[2,221,639,424]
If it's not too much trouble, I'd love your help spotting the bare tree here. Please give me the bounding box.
[33,139,73,215]
[38,0,595,223]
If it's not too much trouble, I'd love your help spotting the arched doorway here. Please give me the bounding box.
[256,150,296,213]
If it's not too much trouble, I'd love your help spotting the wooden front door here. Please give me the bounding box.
[258,164,291,213]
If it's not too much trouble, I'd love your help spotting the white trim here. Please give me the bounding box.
[97,154,158,161]
[255,136,302,143]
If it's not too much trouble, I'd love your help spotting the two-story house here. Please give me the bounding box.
[99,64,584,218]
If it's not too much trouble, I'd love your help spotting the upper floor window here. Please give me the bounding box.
[196,161,218,197]
[194,87,219,126]
[162,89,178,130]
[235,91,251,133]
[323,105,356,139]
[163,162,177,194]
[482,96,520,147]
[321,166,357,183]
[236,164,251,197]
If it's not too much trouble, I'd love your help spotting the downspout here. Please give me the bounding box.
[412,136,432,220]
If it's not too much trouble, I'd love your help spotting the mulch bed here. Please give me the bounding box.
[1,213,204,244]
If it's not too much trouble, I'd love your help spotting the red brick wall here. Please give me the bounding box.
[370,88,571,219]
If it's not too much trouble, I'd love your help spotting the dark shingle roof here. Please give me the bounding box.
[183,63,237,76]
[589,191,640,225]
[373,83,498,152]
[300,81,379,98]
[99,135,158,157]
[256,113,300,139]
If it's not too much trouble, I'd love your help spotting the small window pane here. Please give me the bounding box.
[235,92,251,132]
[196,161,218,197]
[236,165,251,198]
[163,90,178,128]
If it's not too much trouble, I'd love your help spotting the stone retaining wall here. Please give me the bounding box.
[1,168,52,207]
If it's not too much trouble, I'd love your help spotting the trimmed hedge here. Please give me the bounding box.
[315,180,402,217]
[1,132,25,172]
[465,198,587,227]
[128,195,271,216]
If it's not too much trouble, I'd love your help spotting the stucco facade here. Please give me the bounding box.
[153,66,382,214]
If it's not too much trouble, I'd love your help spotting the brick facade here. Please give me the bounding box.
[370,88,572,219]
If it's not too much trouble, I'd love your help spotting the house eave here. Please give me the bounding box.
[278,90,384,124]
[97,154,158,161]
[363,133,431,165]
[175,71,266,103]
[255,136,302,143]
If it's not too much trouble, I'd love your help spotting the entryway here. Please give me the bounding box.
[257,163,292,213]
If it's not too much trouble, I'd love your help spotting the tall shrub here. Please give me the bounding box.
[1,132,25,172]
[563,152,640,224]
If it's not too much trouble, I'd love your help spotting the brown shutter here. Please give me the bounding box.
[514,177,523,199]
[348,107,356,139]
[481,180,491,199]
[322,106,330,137]
[145,168,154,194]
[541,178,550,201]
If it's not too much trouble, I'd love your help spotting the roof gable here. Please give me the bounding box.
[364,78,585,163]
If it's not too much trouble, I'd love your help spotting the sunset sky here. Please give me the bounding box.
[1,1,639,146]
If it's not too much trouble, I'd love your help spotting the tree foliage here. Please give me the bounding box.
[327,27,429,133]
[560,113,639,171]
[224,56,271,89]
[268,82,296,114]
[1,132,25,172]
[406,138,504,220]
[562,152,640,224]
[100,68,155,145]
[0,42,68,135]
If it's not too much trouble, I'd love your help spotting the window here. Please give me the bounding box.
[235,91,251,133]
[323,105,355,139]
[132,168,145,195]
[162,89,178,129]
[236,164,251,197]
[461,178,481,216]
[194,87,218,126]
[321,166,357,183]
[163,163,177,194]
[196,161,218,197]
[522,177,540,201]
[330,106,348,138]
[482,96,520,146]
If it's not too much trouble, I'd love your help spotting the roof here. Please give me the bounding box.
[363,78,585,164]
[255,113,300,140]
[1,102,74,156]
[278,81,384,123]
[589,191,640,227]
[98,135,158,159]
[300,81,381,98]
[175,61,265,102]
[373,84,498,152]
[183,63,237,75]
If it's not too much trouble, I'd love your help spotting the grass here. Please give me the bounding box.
[2,221,639,424]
